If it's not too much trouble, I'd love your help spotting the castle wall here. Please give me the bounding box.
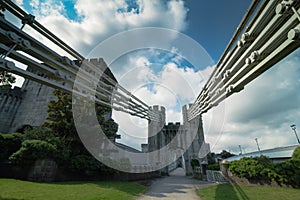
[0,86,23,133]
[10,78,56,132]
[0,58,118,133]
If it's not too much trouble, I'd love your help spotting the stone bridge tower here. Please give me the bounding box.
[147,104,209,175]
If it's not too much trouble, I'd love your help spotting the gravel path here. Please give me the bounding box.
[136,168,215,200]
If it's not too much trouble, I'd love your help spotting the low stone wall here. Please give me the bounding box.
[0,160,160,182]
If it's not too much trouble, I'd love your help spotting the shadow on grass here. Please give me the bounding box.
[215,184,249,200]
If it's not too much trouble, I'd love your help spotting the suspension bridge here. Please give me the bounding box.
[0,0,300,173]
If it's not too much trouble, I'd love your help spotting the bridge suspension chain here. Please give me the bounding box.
[188,0,300,121]
[0,0,161,121]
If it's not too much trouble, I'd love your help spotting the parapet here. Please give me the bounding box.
[182,103,194,111]
[88,58,107,69]
[150,105,165,113]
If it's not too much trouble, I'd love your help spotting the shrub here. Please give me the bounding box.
[208,163,220,170]
[190,159,200,170]
[0,133,24,161]
[292,146,300,160]
[273,159,300,187]
[228,155,300,187]
[228,156,275,181]
[9,140,58,165]
[70,155,116,175]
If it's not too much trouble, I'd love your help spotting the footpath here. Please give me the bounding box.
[136,168,215,200]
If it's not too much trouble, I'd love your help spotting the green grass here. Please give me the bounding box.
[198,183,300,200]
[0,178,146,200]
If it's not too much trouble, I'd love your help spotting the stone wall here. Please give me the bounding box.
[0,86,23,133]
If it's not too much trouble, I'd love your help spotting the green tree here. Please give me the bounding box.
[43,89,118,174]
[0,71,16,87]
[207,153,216,165]
[220,150,235,159]
[43,90,75,140]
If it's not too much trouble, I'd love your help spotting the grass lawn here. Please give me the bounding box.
[0,178,146,200]
[198,183,300,200]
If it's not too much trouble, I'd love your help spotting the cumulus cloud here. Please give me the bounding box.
[204,50,300,154]
[17,0,188,59]
[110,50,213,148]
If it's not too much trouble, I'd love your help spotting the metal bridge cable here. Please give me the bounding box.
[189,0,263,117]
[1,1,151,119]
[3,0,150,110]
[3,0,84,61]
[0,22,25,59]
[197,0,262,100]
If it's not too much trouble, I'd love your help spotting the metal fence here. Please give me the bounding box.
[206,170,228,183]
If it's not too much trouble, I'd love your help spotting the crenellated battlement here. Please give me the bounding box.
[150,105,165,112]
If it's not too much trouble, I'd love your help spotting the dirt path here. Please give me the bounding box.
[136,168,215,200]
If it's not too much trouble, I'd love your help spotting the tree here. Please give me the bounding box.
[0,71,16,87]
[43,89,118,175]
[220,150,235,159]
[207,153,216,165]
[43,90,76,140]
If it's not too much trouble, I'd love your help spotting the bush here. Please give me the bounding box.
[9,140,58,165]
[228,155,300,187]
[190,159,200,170]
[207,163,220,170]
[229,157,266,180]
[292,146,300,160]
[273,159,300,187]
[0,133,24,161]
[70,155,116,176]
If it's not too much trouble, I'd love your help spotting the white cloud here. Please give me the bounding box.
[29,0,39,8]
[204,50,300,154]
[111,50,213,148]
[14,0,23,6]
[20,0,188,58]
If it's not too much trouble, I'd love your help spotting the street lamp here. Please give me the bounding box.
[255,138,261,155]
[238,145,243,155]
[290,124,300,144]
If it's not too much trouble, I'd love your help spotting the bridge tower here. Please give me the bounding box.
[182,104,208,175]
[147,104,208,175]
[148,105,166,173]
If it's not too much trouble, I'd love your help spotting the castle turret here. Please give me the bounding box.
[182,103,207,175]
[148,105,165,151]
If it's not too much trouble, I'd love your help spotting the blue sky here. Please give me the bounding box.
[10,0,300,154]
[184,0,252,62]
